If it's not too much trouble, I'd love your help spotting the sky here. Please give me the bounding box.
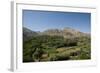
[23,10,91,33]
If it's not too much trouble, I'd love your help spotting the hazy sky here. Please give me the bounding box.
[23,10,91,33]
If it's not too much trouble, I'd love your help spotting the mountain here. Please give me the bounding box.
[23,27,90,41]
[41,27,90,38]
[23,27,38,41]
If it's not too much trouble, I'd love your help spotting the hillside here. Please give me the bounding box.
[23,27,91,62]
[23,27,38,41]
[23,27,90,39]
[41,27,89,38]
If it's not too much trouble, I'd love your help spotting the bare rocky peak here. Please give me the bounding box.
[42,27,89,38]
[23,27,90,40]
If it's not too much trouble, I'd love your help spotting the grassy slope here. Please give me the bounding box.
[23,35,91,62]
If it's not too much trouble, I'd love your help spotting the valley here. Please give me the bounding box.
[23,27,91,62]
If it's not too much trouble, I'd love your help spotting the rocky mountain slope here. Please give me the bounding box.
[23,27,90,41]
[23,27,38,41]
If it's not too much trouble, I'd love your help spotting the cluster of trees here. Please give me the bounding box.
[77,36,91,59]
[23,35,91,62]
[23,35,78,62]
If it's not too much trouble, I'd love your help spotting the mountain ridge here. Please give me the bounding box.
[23,27,90,41]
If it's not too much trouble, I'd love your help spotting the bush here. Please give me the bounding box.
[32,48,45,61]
[49,53,70,61]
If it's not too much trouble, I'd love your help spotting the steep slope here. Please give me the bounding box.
[41,27,90,38]
[23,27,38,41]
[23,27,90,41]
